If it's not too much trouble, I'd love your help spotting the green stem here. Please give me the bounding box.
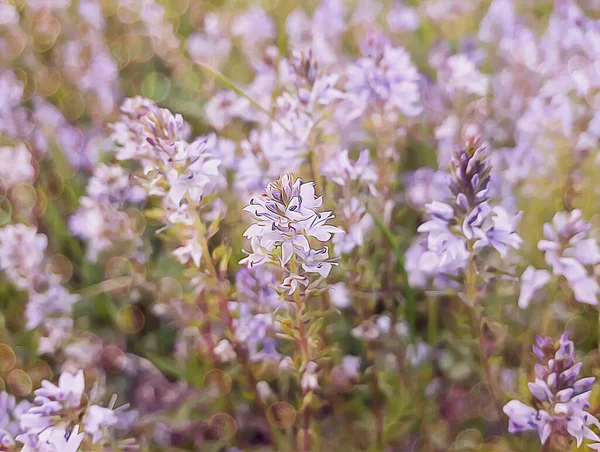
[145,352,186,381]
[369,209,416,335]
[372,371,384,452]
[428,296,438,345]
[289,256,312,451]
[196,224,217,278]
[77,276,133,298]
[195,62,297,139]
[465,249,505,424]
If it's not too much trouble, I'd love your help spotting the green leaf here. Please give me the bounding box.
[145,352,186,380]
[307,316,324,337]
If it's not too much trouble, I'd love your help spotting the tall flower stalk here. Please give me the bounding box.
[111,97,225,271]
[412,137,523,419]
[241,173,343,451]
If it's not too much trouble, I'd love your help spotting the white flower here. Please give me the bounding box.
[518,266,551,309]
[38,370,85,409]
[173,233,203,268]
[328,282,350,308]
[301,361,319,392]
[214,340,237,363]
[19,425,84,452]
[0,144,35,189]
[441,54,489,97]
[84,405,119,443]
[241,174,343,290]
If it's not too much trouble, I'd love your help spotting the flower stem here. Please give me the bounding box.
[369,209,416,335]
[197,225,217,278]
[465,252,505,423]
[237,345,274,443]
[289,256,312,451]
[428,296,438,344]
[301,405,312,452]
[195,62,297,139]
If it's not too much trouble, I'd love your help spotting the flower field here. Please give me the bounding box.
[2,0,600,450]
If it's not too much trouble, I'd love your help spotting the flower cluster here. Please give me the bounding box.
[0,144,35,190]
[69,164,146,263]
[5,0,600,450]
[0,224,78,353]
[344,31,422,125]
[538,210,600,305]
[321,149,377,255]
[4,370,136,451]
[241,173,343,290]
[232,50,344,198]
[409,139,522,291]
[111,97,224,269]
[504,334,600,449]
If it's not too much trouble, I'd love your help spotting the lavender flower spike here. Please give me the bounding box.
[411,138,522,291]
[503,333,600,448]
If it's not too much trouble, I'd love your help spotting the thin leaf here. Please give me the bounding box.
[145,352,186,380]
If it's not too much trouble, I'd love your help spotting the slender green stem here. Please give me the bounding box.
[77,276,133,298]
[371,369,384,452]
[428,296,438,344]
[289,256,312,451]
[465,255,478,307]
[145,352,186,381]
[369,209,416,335]
[195,223,217,278]
[464,249,505,424]
[289,257,310,363]
[196,225,276,443]
[195,62,297,139]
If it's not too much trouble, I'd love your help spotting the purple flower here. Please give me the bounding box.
[18,425,84,452]
[0,144,35,189]
[328,282,351,308]
[438,54,490,97]
[332,197,373,255]
[0,225,78,353]
[321,149,378,195]
[538,210,600,305]
[111,98,224,268]
[412,139,521,291]
[84,405,119,443]
[187,13,231,70]
[386,2,420,32]
[472,205,523,257]
[504,334,600,447]
[344,33,422,121]
[18,370,136,449]
[231,6,275,61]
[404,168,451,210]
[478,0,515,43]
